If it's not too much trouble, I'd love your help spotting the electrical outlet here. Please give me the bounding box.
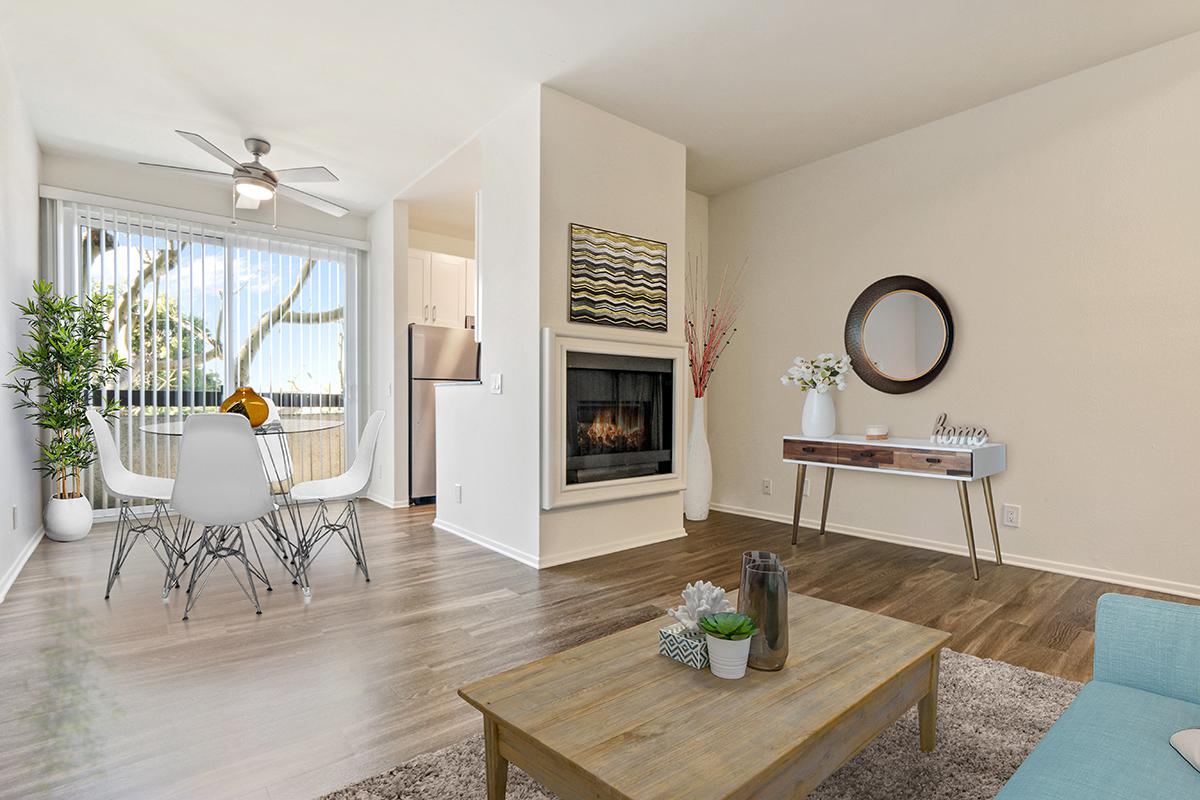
[761,479,773,496]
[803,479,811,497]
[1002,503,1021,528]
[454,483,463,503]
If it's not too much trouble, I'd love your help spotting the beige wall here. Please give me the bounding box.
[0,37,41,600]
[537,87,688,565]
[707,31,1200,597]
[435,89,543,564]
[366,200,410,508]
[409,229,474,259]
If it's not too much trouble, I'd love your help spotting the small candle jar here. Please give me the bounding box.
[865,424,889,441]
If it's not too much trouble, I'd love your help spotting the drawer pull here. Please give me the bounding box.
[802,447,816,453]
[858,451,875,458]
[925,457,942,464]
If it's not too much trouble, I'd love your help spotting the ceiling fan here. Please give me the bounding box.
[140,130,349,219]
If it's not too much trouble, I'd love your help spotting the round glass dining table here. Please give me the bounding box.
[139,417,343,436]
[141,415,345,596]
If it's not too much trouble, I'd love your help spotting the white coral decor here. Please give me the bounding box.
[667,581,735,632]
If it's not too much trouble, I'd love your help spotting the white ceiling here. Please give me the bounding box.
[3,1,1200,213]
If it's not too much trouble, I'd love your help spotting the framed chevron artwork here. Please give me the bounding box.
[568,223,668,331]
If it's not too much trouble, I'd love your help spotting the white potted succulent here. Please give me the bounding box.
[699,612,760,680]
[660,581,735,670]
[5,281,126,541]
[781,353,851,437]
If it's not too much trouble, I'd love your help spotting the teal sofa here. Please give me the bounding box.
[997,593,1200,799]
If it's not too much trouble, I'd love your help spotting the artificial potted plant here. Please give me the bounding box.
[699,611,759,680]
[5,280,125,541]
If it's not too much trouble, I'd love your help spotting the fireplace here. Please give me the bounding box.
[565,352,673,485]
[543,331,684,509]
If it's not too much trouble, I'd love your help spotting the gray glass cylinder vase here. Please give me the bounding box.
[738,551,789,671]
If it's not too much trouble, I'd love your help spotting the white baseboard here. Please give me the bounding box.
[364,494,410,510]
[431,518,687,570]
[432,517,541,568]
[0,527,44,603]
[709,503,1200,600]
[538,527,688,569]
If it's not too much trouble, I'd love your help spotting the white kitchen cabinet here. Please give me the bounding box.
[408,251,429,325]
[408,248,470,328]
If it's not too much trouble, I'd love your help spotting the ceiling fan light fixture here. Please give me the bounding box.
[234,175,275,201]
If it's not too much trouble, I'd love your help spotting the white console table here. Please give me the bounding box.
[782,434,1007,580]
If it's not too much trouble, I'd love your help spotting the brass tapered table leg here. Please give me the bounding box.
[819,468,835,535]
[982,476,1002,565]
[957,482,980,580]
[791,464,807,545]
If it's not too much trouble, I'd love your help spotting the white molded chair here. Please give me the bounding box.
[172,413,277,620]
[86,409,177,600]
[290,411,385,582]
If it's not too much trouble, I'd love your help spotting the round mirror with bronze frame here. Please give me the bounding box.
[844,275,954,394]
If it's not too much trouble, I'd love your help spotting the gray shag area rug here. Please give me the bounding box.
[323,650,1079,800]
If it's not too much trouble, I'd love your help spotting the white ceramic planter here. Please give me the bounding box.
[684,397,712,521]
[705,634,752,680]
[801,389,836,437]
[44,495,93,542]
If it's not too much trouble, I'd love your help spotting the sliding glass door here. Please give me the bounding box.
[46,199,361,510]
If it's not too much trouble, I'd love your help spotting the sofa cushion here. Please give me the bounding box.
[997,680,1200,799]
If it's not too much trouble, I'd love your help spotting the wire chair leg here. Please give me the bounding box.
[104,502,128,599]
[348,501,369,582]
[237,527,263,615]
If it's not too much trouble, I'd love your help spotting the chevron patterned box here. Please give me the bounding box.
[658,623,709,669]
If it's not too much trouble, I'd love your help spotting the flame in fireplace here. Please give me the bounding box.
[580,405,647,452]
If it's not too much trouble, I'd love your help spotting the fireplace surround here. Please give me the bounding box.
[542,330,685,509]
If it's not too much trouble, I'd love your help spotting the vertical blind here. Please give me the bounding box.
[44,198,362,511]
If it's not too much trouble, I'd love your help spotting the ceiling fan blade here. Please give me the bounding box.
[176,130,243,169]
[272,166,338,183]
[139,162,231,181]
[235,194,261,210]
[276,184,349,217]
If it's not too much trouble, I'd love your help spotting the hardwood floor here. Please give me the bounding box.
[0,505,1192,799]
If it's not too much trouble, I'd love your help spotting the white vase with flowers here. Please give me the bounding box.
[781,353,852,437]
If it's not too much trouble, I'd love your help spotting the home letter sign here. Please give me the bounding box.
[930,413,988,447]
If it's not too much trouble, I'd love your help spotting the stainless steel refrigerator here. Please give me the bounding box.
[409,324,480,503]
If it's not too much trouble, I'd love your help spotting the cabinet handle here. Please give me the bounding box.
[432,304,437,322]
[925,457,942,464]
[858,451,875,458]
[802,446,816,453]
[424,304,429,321]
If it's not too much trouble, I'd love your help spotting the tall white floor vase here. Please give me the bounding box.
[684,397,712,521]
[801,389,836,438]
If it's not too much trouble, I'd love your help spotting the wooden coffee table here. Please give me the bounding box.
[459,592,950,799]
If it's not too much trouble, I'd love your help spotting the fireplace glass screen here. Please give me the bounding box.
[565,351,673,485]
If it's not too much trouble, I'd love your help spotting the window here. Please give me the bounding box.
[45,197,363,510]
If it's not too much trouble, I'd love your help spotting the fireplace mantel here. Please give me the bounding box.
[541,329,686,510]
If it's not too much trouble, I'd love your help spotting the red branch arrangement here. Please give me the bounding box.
[685,256,747,398]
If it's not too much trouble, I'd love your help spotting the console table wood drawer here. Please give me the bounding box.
[783,439,838,464]
[889,448,973,476]
[836,444,894,468]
